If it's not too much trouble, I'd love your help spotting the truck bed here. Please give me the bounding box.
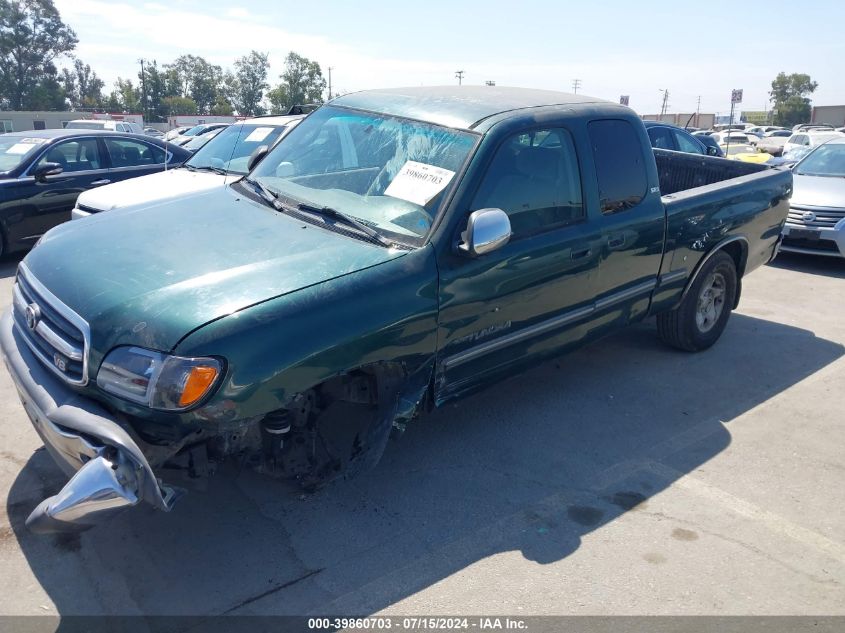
[653,148,768,195]
[649,148,792,314]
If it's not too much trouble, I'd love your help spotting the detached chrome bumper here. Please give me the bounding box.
[0,310,178,533]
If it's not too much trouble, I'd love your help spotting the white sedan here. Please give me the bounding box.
[782,131,845,156]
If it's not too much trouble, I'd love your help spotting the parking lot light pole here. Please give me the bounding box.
[138,58,147,123]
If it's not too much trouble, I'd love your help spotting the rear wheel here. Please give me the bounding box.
[657,251,737,352]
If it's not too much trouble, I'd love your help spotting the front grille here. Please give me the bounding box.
[11,264,90,385]
[786,205,845,228]
[781,237,841,253]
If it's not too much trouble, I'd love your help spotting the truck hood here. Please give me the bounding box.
[76,167,239,212]
[791,174,845,209]
[23,186,407,354]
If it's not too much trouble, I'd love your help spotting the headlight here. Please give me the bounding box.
[97,346,223,411]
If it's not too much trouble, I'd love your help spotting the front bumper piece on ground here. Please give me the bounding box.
[0,310,179,533]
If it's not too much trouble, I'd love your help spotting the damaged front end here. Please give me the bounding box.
[2,302,435,533]
[0,311,180,534]
[207,360,434,492]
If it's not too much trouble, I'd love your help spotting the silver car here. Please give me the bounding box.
[780,137,845,257]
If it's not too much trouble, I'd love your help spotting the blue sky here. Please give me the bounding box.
[54,0,845,116]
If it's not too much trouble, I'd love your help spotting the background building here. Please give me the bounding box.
[641,112,715,129]
[811,105,845,126]
[0,111,145,133]
[0,111,89,133]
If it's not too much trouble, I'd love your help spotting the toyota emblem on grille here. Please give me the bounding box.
[24,303,41,331]
[802,211,816,223]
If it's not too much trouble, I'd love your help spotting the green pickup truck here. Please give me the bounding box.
[0,87,791,533]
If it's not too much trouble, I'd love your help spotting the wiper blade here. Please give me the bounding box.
[243,179,399,249]
[186,164,228,175]
[296,202,396,248]
[244,177,283,209]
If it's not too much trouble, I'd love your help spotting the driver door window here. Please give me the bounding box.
[471,128,584,239]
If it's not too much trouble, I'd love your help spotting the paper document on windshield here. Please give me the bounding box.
[6,139,46,154]
[384,161,455,207]
[245,127,273,143]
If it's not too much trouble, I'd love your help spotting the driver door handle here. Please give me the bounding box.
[90,179,111,186]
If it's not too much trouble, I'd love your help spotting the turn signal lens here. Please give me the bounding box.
[179,366,220,407]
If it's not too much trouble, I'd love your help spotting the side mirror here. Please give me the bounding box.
[707,146,720,156]
[247,145,269,172]
[33,162,63,181]
[458,208,512,257]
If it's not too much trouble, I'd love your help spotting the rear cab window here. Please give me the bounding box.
[588,119,648,214]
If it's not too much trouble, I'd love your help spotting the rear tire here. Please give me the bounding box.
[657,251,737,352]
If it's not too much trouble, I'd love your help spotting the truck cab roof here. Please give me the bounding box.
[331,86,611,131]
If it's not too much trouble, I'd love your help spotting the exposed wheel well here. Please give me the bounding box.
[676,237,747,311]
[249,362,409,488]
[717,240,746,309]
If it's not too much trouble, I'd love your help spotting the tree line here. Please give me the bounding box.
[0,0,329,119]
[2,0,823,127]
[769,72,818,128]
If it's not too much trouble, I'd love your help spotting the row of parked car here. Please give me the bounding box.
[640,118,845,170]
[0,114,303,256]
[62,118,238,152]
[692,123,845,166]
